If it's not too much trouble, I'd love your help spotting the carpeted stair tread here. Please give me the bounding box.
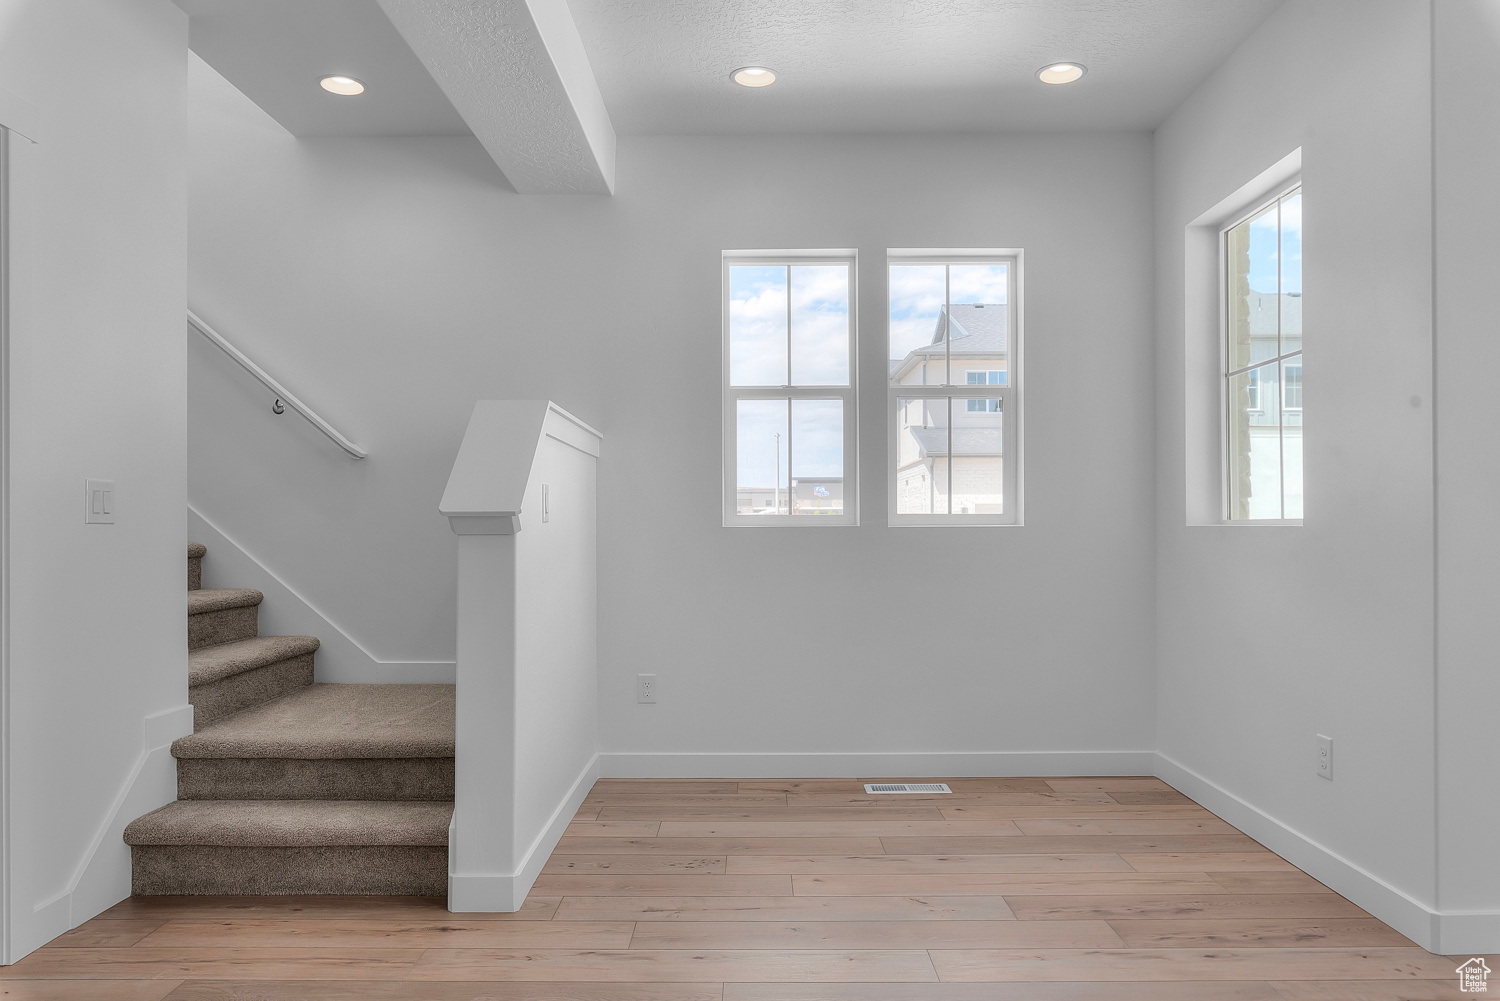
[188,542,207,559]
[189,635,321,688]
[123,799,451,847]
[173,683,454,760]
[188,588,263,615]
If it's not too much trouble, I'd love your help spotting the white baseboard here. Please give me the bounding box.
[449,753,599,912]
[599,749,1158,779]
[29,704,194,944]
[1154,752,1447,953]
[189,505,455,684]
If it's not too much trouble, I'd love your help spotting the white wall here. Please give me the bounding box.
[1154,0,1438,941]
[189,56,1158,770]
[1433,0,1500,952]
[1,0,187,962]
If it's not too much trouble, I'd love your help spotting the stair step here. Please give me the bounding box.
[124,799,452,846]
[188,542,206,591]
[174,683,455,759]
[124,800,451,896]
[188,635,320,730]
[188,588,262,650]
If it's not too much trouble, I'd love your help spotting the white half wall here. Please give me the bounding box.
[1154,0,1441,949]
[0,0,187,963]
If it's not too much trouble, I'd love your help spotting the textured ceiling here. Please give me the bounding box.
[377,0,616,193]
[174,0,469,137]
[566,0,1287,133]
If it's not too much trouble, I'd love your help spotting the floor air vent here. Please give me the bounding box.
[863,782,952,794]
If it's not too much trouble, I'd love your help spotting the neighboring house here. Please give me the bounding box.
[893,303,1008,514]
[1234,290,1303,514]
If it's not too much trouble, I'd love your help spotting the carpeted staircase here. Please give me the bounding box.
[122,543,454,895]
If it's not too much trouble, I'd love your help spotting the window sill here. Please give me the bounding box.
[1191,518,1304,528]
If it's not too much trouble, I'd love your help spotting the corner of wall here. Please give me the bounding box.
[449,752,597,912]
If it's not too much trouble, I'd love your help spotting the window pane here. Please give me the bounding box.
[729,265,787,386]
[889,265,946,387]
[790,399,843,515]
[1283,354,1303,519]
[1226,203,1279,375]
[952,398,1004,515]
[1281,189,1302,354]
[1228,362,1283,520]
[736,399,789,515]
[949,264,1008,391]
[896,396,947,514]
[789,265,849,386]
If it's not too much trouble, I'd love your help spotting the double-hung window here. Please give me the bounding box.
[888,252,1020,524]
[722,252,857,526]
[1224,185,1302,521]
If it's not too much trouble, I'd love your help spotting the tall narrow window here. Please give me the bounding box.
[1225,186,1301,520]
[888,253,1020,525]
[723,252,856,526]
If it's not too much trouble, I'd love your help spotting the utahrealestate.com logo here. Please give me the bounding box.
[1459,958,1491,993]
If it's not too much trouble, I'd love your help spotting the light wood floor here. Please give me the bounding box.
[1,776,1489,999]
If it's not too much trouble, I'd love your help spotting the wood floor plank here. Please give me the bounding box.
[928,948,1457,982]
[939,804,1214,820]
[787,793,1117,807]
[545,855,727,875]
[1045,778,1175,792]
[0,948,423,980]
[1107,917,1418,948]
[0,982,182,1000]
[736,778,1053,795]
[555,837,886,855]
[531,875,792,896]
[600,807,949,822]
[724,983,1285,1000]
[136,920,636,949]
[1211,871,1333,893]
[1269,982,1469,1000]
[660,821,1023,838]
[404,949,939,983]
[1109,790,1196,804]
[1005,893,1372,921]
[629,919,1124,950]
[160,983,724,1000]
[792,872,1225,896]
[553,895,1017,922]
[45,920,165,948]
[1121,852,1295,872]
[594,780,741,795]
[1015,818,1241,836]
[584,795,789,808]
[726,854,1134,875]
[881,835,1263,855]
[92,896,559,922]
[564,822,664,838]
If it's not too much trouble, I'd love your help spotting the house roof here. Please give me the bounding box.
[908,426,1004,457]
[1244,290,1302,338]
[891,303,1008,380]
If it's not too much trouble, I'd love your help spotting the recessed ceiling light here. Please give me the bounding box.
[731,66,777,88]
[319,75,366,96]
[1036,62,1086,85]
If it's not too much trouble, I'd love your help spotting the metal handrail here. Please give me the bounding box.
[188,310,368,459]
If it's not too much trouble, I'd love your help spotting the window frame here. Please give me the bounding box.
[1218,181,1302,525]
[887,250,1022,527]
[721,250,858,528]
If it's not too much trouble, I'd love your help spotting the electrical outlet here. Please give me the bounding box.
[84,479,115,524]
[636,673,657,704]
[1316,734,1333,780]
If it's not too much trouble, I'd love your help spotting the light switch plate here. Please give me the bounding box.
[542,484,550,523]
[85,479,115,525]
